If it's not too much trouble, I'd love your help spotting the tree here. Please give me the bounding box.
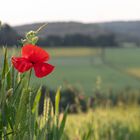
[0,24,21,46]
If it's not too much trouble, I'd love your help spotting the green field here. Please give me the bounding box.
[25,47,140,96]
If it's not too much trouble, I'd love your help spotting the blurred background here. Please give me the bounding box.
[1,0,140,139]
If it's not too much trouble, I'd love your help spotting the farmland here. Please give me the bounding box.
[26,47,140,96]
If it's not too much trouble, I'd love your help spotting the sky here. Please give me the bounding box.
[0,0,140,26]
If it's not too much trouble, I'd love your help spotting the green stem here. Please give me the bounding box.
[27,69,32,139]
[12,65,15,89]
[3,131,14,138]
[27,69,32,90]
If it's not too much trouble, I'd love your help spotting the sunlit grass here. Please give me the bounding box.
[126,68,140,78]
[65,106,140,140]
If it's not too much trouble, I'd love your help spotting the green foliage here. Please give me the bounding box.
[46,86,88,113]
[0,49,67,140]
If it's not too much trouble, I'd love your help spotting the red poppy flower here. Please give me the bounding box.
[12,44,54,78]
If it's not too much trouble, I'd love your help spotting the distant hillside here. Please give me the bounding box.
[14,22,110,37]
[14,21,140,43]
[99,21,140,42]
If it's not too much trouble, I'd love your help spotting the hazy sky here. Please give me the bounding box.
[0,0,140,26]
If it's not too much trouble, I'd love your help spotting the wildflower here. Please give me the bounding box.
[12,44,54,78]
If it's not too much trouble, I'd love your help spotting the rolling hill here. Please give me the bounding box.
[14,21,140,43]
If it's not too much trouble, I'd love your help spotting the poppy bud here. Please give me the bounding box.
[24,31,39,45]
[26,31,36,39]
[32,36,38,45]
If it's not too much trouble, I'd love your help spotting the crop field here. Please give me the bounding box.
[3,47,140,96]
[27,47,140,96]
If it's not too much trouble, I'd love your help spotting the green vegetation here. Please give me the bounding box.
[28,47,140,96]
[0,29,68,140]
[64,106,140,140]
[1,23,140,140]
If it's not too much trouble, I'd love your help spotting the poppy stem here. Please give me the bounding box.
[27,69,32,89]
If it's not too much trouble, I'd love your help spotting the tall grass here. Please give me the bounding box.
[0,48,68,140]
[65,106,140,140]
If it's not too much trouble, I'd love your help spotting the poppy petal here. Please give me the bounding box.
[22,44,50,63]
[33,63,54,78]
[12,57,33,73]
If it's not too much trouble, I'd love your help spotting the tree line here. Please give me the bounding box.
[0,24,118,47]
